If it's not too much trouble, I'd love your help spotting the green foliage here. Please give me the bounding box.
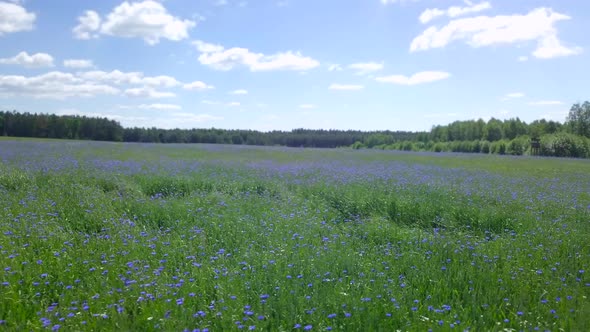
[490,140,508,155]
[566,101,590,138]
[480,140,491,154]
[507,135,530,155]
[540,132,589,158]
[351,141,365,149]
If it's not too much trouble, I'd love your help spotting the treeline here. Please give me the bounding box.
[0,111,123,141]
[2,101,589,158]
[359,102,590,158]
[0,111,421,148]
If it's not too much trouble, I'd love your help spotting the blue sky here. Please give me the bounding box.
[0,0,588,131]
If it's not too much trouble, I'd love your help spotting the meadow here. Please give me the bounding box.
[0,139,589,331]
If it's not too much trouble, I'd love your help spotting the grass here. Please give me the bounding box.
[0,139,589,331]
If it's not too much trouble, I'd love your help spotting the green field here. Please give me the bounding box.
[1,139,589,331]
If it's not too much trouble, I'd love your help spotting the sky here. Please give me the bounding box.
[0,0,588,132]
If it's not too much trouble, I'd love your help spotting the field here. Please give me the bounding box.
[1,139,589,331]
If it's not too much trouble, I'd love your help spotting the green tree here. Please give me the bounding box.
[566,101,590,138]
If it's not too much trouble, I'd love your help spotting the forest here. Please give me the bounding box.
[1,101,589,158]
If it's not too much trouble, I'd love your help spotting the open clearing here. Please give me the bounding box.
[1,139,589,331]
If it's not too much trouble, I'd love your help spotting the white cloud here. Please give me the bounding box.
[193,40,320,72]
[503,92,525,99]
[419,2,491,24]
[63,59,94,69]
[230,89,248,95]
[376,71,450,85]
[411,8,582,59]
[299,104,317,109]
[329,84,364,91]
[124,86,176,98]
[0,71,119,99]
[73,10,101,40]
[348,62,384,75]
[201,100,221,105]
[518,56,529,62]
[533,34,582,59]
[227,101,240,107]
[74,1,196,45]
[142,75,181,87]
[328,64,343,71]
[118,103,182,110]
[183,81,214,90]
[0,51,54,68]
[528,100,564,106]
[0,1,35,35]
[79,70,180,87]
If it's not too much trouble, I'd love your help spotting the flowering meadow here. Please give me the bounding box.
[0,139,589,331]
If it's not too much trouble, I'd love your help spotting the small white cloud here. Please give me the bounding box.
[193,40,320,72]
[503,92,525,99]
[0,51,54,68]
[528,100,564,106]
[201,100,221,105]
[518,56,529,62]
[411,8,582,60]
[73,1,196,45]
[139,103,181,110]
[79,70,180,87]
[214,0,228,5]
[124,87,176,98]
[299,104,317,109]
[0,1,35,35]
[376,71,450,85]
[348,62,384,75]
[227,101,241,107]
[230,89,248,95]
[419,2,491,24]
[119,103,182,110]
[328,64,343,71]
[329,84,364,91]
[63,59,94,69]
[183,81,214,91]
[73,10,101,40]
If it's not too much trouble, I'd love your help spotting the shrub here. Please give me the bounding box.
[540,132,589,158]
[508,135,529,156]
[480,141,491,154]
[352,141,365,150]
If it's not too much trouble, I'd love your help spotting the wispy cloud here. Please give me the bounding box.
[376,71,450,85]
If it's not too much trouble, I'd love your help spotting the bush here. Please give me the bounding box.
[490,140,508,155]
[402,141,414,151]
[352,141,365,150]
[433,142,446,153]
[540,133,589,158]
[508,135,529,156]
[480,141,491,154]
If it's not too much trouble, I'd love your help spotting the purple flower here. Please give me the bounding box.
[304,325,312,330]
